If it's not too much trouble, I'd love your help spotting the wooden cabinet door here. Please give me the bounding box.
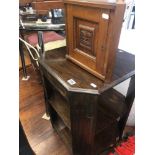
[66,4,110,80]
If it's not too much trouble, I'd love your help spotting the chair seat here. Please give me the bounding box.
[26,31,65,47]
[22,31,66,71]
[43,39,66,52]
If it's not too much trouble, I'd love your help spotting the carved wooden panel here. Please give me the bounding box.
[74,18,98,58]
[65,0,125,81]
[79,25,94,51]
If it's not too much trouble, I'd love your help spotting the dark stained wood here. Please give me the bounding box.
[64,0,126,81]
[39,47,135,94]
[19,66,71,155]
[69,92,98,155]
[118,75,135,139]
[100,50,135,93]
[20,64,134,155]
[32,0,64,12]
[98,88,126,122]
[94,120,118,154]
[48,91,71,129]
[48,105,72,153]
[38,46,135,155]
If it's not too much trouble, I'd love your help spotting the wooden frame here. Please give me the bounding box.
[64,0,126,82]
[39,47,135,155]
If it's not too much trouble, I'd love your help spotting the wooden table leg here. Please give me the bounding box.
[118,75,135,139]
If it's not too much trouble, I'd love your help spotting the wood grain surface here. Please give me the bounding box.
[19,66,71,155]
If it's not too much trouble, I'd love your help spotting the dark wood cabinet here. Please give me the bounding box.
[20,0,64,15]
[39,47,135,155]
[64,0,126,82]
[32,0,64,13]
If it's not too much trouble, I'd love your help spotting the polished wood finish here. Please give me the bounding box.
[38,47,135,155]
[32,0,64,14]
[118,75,135,138]
[40,47,135,93]
[49,93,71,129]
[64,0,126,81]
[19,66,71,155]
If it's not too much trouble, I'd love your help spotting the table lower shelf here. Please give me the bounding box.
[48,91,71,130]
[48,102,120,155]
[47,88,124,154]
[48,103,72,153]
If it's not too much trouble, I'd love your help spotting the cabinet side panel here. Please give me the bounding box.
[65,4,73,55]
[104,2,126,82]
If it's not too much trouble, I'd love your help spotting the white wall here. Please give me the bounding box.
[116,27,135,126]
[114,78,135,126]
